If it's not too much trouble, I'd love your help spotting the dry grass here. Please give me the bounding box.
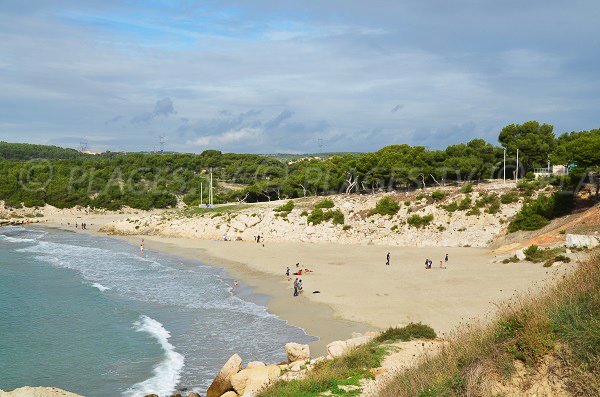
[378,251,600,397]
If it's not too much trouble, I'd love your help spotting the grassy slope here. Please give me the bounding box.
[257,324,436,397]
[380,251,600,396]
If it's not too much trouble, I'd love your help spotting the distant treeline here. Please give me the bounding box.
[0,121,597,210]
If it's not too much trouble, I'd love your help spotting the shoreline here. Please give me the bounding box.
[37,211,568,355]
[39,221,370,354]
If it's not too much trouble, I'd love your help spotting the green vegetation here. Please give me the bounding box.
[508,192,574,232]
[500,192,519,204]
[460,183,473,193]
[0,121,595,211]
[458,196,472,210]
[522,245,568,266]
[274,200,295,213]
[307,208,345,225]
[374,323,436,343]
[442,201,459,213]
[431,190,446,201]
[378,253,600,397]
[406,214,434,228]
[314,198,335,209]
[258,323,436,397]
[369,196,400,216]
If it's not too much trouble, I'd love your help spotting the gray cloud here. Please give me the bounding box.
[391,104,404,113]
[131,97,177,123]
[0,1,598,153]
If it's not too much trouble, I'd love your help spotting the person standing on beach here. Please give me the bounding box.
[140,239,145,254]
[445,253,449,264]
[386,252,390,266]
[293,278,299,296]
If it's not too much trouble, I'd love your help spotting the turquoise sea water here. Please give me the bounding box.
[0,227,315,396]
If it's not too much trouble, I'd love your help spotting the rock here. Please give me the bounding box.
[326,340,348,358]
[515,249,526,260]
[206,354,243,397]
[231,365,281,397]
[566,234,599,248]
[246,361,266,369]
[0,387,83,397]
[219,392,238,397]
[364,331,380,338]
[345,336,371,349]
[188,393,200,397]
[289,361,304,372]
[285,342,310,362]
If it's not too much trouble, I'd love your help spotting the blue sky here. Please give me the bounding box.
[0,1,598,153]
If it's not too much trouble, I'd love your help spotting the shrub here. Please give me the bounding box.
[307,208,324,224]
[431,190,446,201]
[407,214,434,228]
[460,183,473,193]
[404,200,411,206]
[323,209,345,225]
[369,196,400,216]
[486,200,501,214]
[375,323,437,343]
[274,200,294,212]
[508,192,574,233]
[314,198,335,209]
[466,207,480,216]
[300,210,308,216]
[442,201,459,213]
[307,208,344,225]
[343,225,352,231]
[500,192,519,204]
[458,196,472,210]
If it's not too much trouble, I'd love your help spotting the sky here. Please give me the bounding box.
[0,0,599,154]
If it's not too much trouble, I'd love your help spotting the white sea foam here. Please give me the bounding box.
[124,316,185,397]
[92,283,110,292]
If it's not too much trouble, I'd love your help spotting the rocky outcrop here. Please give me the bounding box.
[285,342,310,362]
[206,354,243,397]
[0,387,82,397]
[230,365,281,397]
[101,185,522,248]
[566,233,599,248]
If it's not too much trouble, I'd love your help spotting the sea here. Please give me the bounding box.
[0,226,316,396]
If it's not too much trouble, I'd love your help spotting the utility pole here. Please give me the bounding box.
[159,136,165,153]
[515,149,519,182]
[503,148,506,184]
[209,168,213,206]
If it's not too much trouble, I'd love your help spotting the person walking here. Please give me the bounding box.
[386,252,390,266]
[445,253,449,264]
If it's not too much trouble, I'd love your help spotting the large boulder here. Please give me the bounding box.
[515,249,526,260]
[246,361,266,369]
[231,365,281,397]
[326,340,348,358]
[566,234,599,248]
[285,343,310,362]
[206,354,243,397]
[219,393,238,397]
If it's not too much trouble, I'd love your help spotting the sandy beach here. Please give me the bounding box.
[39,211,567,355]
